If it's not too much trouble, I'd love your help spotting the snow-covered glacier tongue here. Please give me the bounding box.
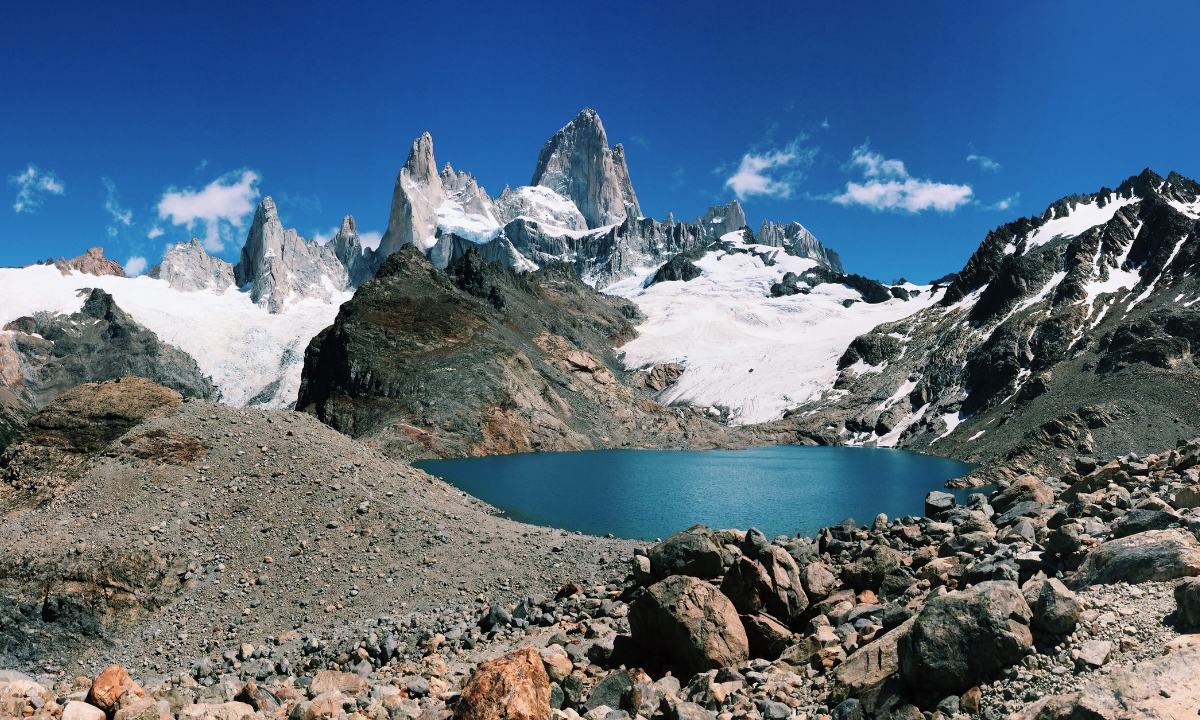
[606,234,939,424]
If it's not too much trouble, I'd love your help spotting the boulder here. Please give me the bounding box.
[177,702,256,720]
[758,546,810,626]
[719,556,773,615]
[629,575,749,675]
[88,666,146,713]
[830,616,917,704]
[309,669,369,697]
[898,581,1033,692]
[990,476,1054,514]
[112,697,163,720]
[1074,640,1113,669]
[1033,578,1082,635]
[537,645,573,683]
[582,669,638,712]
[1111,509,1178,538]
[800,562,839,601]
[1069,529,1200,588]
[1013,646,1200,720]
[649,525,725,580]
[62,701,106,720]
[1174,577,1200,626]
[741,613,794,660]
[841,545,903,592]
[925,491,956,518]
[1173,485,1200,510]
[457,647,550,720]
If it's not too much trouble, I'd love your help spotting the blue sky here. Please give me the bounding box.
[4,1,1200,282]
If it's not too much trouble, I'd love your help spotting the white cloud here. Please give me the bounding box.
[157,170,260,253]
[124,256,148,277]
[833,143,973,213]
[988,193,1020,211]
[724,138,815,200]
[147,226,164,239]
[360,231,382,251]
[10,164,65,213]
[102,177,132,226]
[966,153,1002,172]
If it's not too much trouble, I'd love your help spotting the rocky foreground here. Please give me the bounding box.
[3,379,1200,720]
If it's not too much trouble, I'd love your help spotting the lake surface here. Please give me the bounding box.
[414,445,977,540]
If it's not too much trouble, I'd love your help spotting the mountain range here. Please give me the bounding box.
[4,109,1200,483]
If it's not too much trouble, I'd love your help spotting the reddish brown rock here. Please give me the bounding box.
[629,575,749,674]
[87,666,146,713]
[56,247,125,277]
[456,647,550,720]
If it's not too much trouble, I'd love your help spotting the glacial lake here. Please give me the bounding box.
[414,445,977,540]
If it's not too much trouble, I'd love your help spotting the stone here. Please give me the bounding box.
[1074,640,1113,668]
[457,647,550,720]
[1174,577,1200,626]
[623,682,663,717]
[925,491,956,517]
[898,581,1033,692]
[645,363,685,391]
[62,701,106,720]
[830,698,863,720]
[538,645,573,683]
[960,687,982,715]
[649,525,725,580]
[56,247,125,277]
[797,562,838,602]
[583,670,634,712]
[112,697,162,720]
[178,701,256,720]
[406,677,430,698]
[234,683,278,712]
[994,501,1047,527]
[741,613,794,660]
[88,666,146,712]
[1172,485,1200,510]
[667,701,711,720]
[631,555,653,586]
[719,556,773,615]
[1033,578,1082,635]
[1069,529,1200,588]
[628,575,749,675]
[757,220,844,272]
[842,545,903,592]
[309,670,369,698]
[1111,509,1179,538]
[326,215,378,288]
[831,616,917,704]
[756,699,792,720]
[990,476,1054,514]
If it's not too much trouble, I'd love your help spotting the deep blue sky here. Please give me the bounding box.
[4,1,1199,282]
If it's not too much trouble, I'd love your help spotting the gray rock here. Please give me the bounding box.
[531,108,639,229]
[696,201,746,240]
[584,669,635,712]
[899,581,1033,692]
[327,215,377,288]
[1073,639,1113,668]
[926,491,957,517]
[234,197,349,313]
[146,238,235,293]
[1033,578,1082,635]
[830,698,862,720]
[1069,529,1200,588]
[755,698,792,720]
[378,132,445,258]
[1111,509,1179,538]
[628,575,749,675]
[1174,577,1200,626]
[842,545,903,592]
[649,524,725,580]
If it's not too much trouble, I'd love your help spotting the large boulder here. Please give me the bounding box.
[990,476,1054,514]
[1069,529,1200,588]
[87,666,146,713]
[898,581,1033,692]
[841,545,903,592]
[1032,578,1082,635]
[649,525,725,580]
[1175,577,1200,626]
[1111,509,1179,538]
[831,616,918,705]
[629,575,749,675]
[720,557,773,615]
[457,647,550,720]
[741,613,794,660]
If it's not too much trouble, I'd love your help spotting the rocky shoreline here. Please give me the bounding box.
[1,381,1199,719]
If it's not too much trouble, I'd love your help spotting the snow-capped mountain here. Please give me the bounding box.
[781,169,1200,484]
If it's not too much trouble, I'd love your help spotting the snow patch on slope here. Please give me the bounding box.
[607,244,939,425]
[436,199,502,244]
[0,265,346,407]
[1024,194,1138,250]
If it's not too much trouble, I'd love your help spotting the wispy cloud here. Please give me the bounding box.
[832,143,973,213]
[102,177,132,228]
[147,227,164,239]
[724,137,817,200]
[157,170,260,253]
[10,164,65,213]
[988,193,1020,211]
[967,153,1002,172]
[124,256,147,277]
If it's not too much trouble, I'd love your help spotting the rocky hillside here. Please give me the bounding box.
[296,245,770,459]
[0,289,217,452]
[779,169,1200,484]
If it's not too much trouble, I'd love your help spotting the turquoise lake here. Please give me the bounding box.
[414,445,977,540]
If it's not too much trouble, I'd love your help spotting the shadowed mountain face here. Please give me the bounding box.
[296,246,767,459]
[772,169,1200,483]
[0,289,217,452]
